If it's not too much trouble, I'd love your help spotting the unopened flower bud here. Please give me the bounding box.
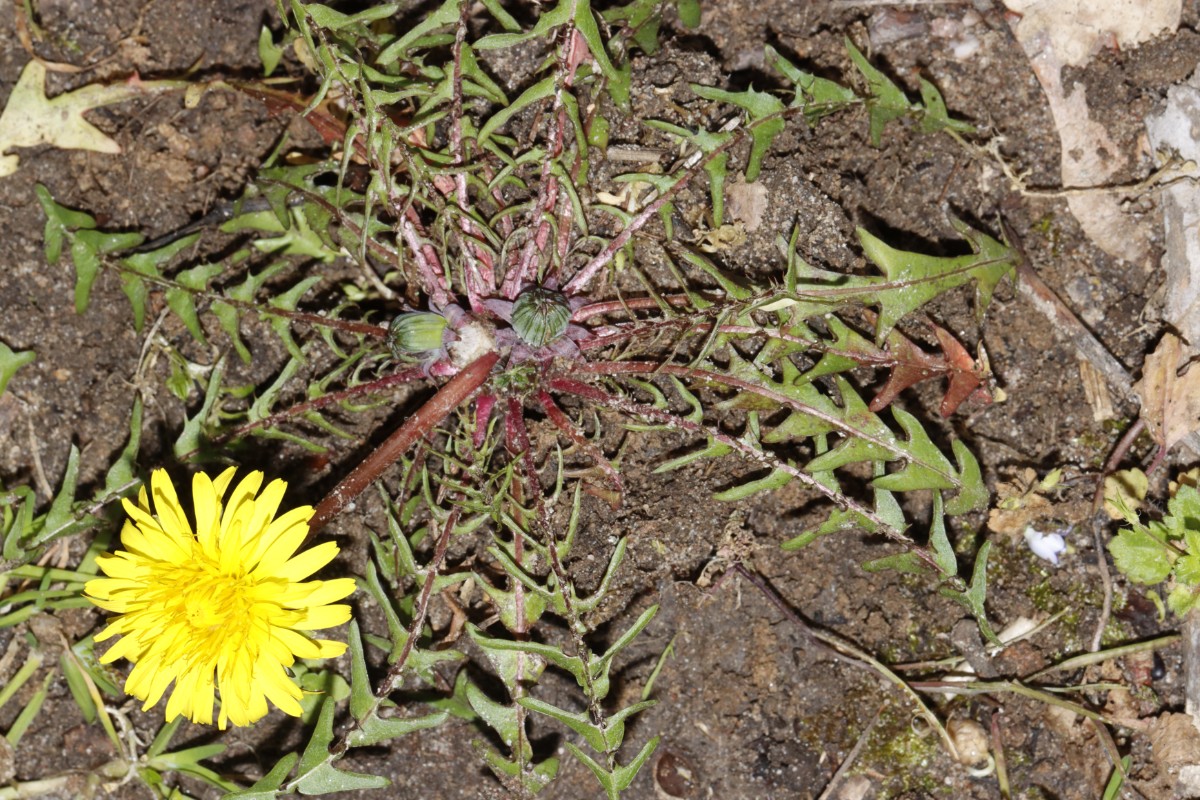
[388,312,447,360]
[511,286,571,348]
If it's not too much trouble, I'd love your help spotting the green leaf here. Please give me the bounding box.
[258,25,285,76]
[224,753,297,800]
[863,552,926,575]
[36,445,94,546]
[166,261,224,346]
[375,0,461,65]
[1168,584,1200,617]
[962,541,999,645]
[347,620,372,722]
[570,0,630,110]
[566,734,660,795]
[766,45,857,125]
[60,649,97,724]
[926,492,956,577]
[70,229,144,314]
[173,357,224,459]
[296,696,336,778]
[119,233,201,331]
[36,184,96,266]
[213,262,288,363]
[918,78,974,135]
[1109,525,1174,585]
[0,342,35,397]
[844,38,912,146]
[715,468,793,502]
[871,407,956,491]
[268,277,322,360]
[678,0,701,27]
[689,84,785,181]
[478,75,555,148]
[295,762,389,795]
[858,219,1014,342]
[348,711,449,747]
[465,675,522,751]
[520,697,606,753]
[945,439,986,515]
[1166,485,1200,539]
[1174,545,1200,585]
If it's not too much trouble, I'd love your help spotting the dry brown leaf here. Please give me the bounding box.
[727,175,768,232]
[1134,332,1200,452]
[987,468,1089,539]
[1146,68,1200,351]
[1148,712,1200,770]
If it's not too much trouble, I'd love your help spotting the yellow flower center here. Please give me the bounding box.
[146,558,279,666]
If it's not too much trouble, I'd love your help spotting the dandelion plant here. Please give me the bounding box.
[0,0,1017,796]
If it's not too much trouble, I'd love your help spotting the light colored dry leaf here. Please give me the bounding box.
[1135,332,1200,452]
[1078,356,1114,421]
[0,61,184,178]
[987,467,1089,539]
[1146,68,1200,350]
[1003,0,1180,68]
[1148,712,1200,770]
[727,175,769,232]
[1003,0,1179,263]
[1103,468,1148,520]
[695,222,746,252]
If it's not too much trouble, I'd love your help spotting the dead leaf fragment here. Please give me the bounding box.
[727,175,768,232]
[1134,332,1200,453]
[1145,67,1200,350]
[1003,0,1180,68]
[1148,712,1200,770]
[0,61,184,178]
[1103,468,1148,520]
[1078,357,1114,422]
[1002,0,1178,263]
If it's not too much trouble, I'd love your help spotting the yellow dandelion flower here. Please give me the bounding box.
[85,468,356,729]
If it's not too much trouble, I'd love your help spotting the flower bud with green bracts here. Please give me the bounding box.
[511,286,572,347]
[388,311,449,362]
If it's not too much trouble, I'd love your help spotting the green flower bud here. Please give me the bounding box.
[511,287,571,348]
[388,312,447,360]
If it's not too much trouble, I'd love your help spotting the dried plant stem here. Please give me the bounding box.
[815,703,885,800]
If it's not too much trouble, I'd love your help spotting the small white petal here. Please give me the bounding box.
[1024,527,1066,566]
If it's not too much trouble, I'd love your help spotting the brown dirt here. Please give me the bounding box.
[1,1,1198,798]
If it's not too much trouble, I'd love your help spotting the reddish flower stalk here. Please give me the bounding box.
[308,352,499,533]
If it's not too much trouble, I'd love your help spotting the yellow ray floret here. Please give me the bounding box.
[85,468,355,729]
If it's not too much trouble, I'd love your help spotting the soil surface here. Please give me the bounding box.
[1,1,1199,799]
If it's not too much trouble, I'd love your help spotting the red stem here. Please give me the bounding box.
[308,352,499,533]
[536,390,622,493]
[571,294,695,323]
